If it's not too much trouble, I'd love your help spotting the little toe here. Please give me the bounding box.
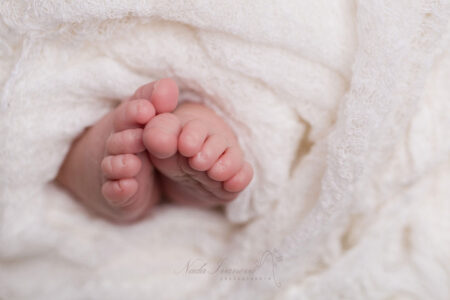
[189,134,229,171]
[223,162,254,193]
[178,119,208,157]
[113,99,155,131]
[143,113,181,159]
[101,154,142,180]
[106,128,145,155]
[102,178,138,207]
[132,78,178,114]
[207,146,244,182]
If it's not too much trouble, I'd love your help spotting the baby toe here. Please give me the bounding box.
[101,154,142,180]
[130,78,178,114]
[143,113,181,159]
[207,146,244,182]
[102,178,138,207]
[223,162,254,193]
[113,99,155,131]
[106,128,145,155]
[189,134,228,171]
[150,78,179,114]
[131,80,156,100]
[178,119,208,157]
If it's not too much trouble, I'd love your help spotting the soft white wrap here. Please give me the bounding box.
[0,1,449,299]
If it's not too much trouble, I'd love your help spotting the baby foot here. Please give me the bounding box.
[57,79,178,222]
[100,79,178,217]
[143,102,253,206]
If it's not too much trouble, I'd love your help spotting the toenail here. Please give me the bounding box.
[137,100,148,116]
[196,151,208,164]
[132,102,140,117]
[153,80,161,91]
[213,160,226,172]
[108,157,114,173]
[114,181,122,192]
[184,134,197,146]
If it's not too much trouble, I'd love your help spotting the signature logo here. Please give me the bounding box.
[175,249,282,288]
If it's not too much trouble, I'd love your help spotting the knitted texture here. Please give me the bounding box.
[0,1,449,299]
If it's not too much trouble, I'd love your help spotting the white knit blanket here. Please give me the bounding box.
[0,1,449,299]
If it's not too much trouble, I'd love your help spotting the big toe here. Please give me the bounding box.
[152,78,179,113]
[143,113,181,159]
[132,78,179,114]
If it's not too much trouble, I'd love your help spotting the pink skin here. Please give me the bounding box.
[144,102,253,206]
[56,79,253,222]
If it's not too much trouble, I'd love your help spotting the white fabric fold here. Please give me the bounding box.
[0,1,448,299]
